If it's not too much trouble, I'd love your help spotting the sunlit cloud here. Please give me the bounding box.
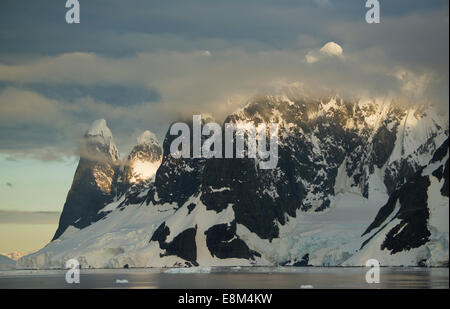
[305,41,344,64]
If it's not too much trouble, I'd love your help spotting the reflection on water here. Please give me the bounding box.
[0,267,448,289]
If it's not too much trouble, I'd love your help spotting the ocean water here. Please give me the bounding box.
[0,267,448,289]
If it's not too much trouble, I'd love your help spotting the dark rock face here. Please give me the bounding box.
[150,222,171,244]
[204,221,260,260]
[430,138,449,197]
[373,126,397,168]
[151,223,198,264]
[384,160,418,195]
[292,254,310,266]
[442,159,449,197]
[431,138,449,163]
[167,228,198,263]
[155,120,207,207]
[53,158,118,240]
[201,156,305,240]
[382,174,431,253]
[187,203,196,214]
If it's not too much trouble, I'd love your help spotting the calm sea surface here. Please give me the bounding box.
[0,267,448,289]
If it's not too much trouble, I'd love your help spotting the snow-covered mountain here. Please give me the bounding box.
[18,95,449,269]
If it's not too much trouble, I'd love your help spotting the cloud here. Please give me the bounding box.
[314,0,333,8]
[5,182,13,188]
[393,68,433,97]
[0,41,447,161]
[0,1,448,161]
[305,41,344,64]
[1,1,447,58]
[0,210,60,224]
[201,50,212,57]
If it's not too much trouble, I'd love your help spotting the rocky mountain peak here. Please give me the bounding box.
[52,119,121,240]
[119,131,163,191]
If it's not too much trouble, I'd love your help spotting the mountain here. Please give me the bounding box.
[0,254,16,270]
[18,95,449,269]
[118,130,162,195]
[343,138,449,266]
[52,119,121,240]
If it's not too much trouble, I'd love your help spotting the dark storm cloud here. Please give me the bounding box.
[0,0,447,56]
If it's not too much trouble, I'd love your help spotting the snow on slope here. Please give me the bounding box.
[238,192,387,266]
[17,192,383,269]
[19,196,174,269]
[18,194,264,269]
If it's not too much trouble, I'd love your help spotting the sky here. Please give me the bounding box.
[0,0,448,253]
